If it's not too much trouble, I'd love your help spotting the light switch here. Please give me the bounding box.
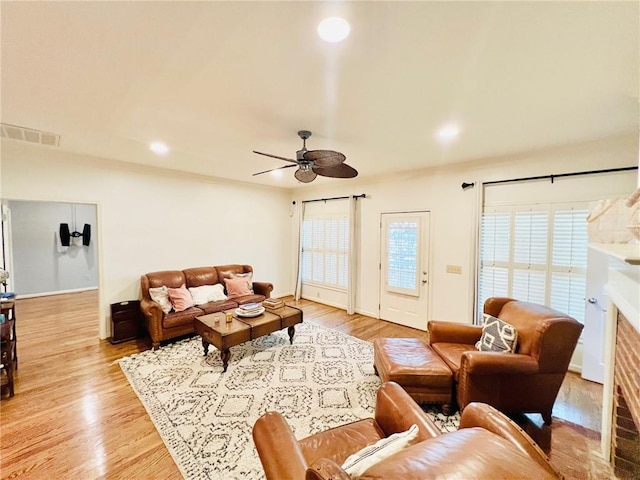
[446,265,462,274]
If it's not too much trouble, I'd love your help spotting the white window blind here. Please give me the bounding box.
[478,204,588,323]
[301,215,349,289]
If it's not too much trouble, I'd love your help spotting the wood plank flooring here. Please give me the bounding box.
[0,291,617,479]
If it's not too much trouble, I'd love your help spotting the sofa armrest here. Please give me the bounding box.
[253,281,273,298]
[460,351,539,376]
[374,382,442,441]
[140,298,163,347]
[459,402,560,478]
[306,458,351,480]
[428,320,482,345]
[253,411,308,480]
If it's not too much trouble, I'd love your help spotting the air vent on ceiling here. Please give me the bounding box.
[0,123,60,147]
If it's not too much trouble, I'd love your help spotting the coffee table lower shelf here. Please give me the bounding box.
[194,305,303,372]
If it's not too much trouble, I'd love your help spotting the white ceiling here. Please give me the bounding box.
[2,1,638,189]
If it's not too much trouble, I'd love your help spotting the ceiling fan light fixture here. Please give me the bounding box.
[295,166,317,183]
[317,17,350,43]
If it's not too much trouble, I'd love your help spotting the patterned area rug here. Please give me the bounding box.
[119,321,460,479]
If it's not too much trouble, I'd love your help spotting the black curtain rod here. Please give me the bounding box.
[293,194,366,205]
[483,166,637,186]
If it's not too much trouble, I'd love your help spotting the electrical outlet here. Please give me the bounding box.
[446,265,462,274]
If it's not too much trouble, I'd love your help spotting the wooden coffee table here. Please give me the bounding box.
[194,305,303,372]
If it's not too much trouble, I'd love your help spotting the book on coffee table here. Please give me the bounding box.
[239,302,263,313]
[263,298,285,310]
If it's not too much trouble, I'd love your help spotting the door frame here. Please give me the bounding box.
[378,210,432,329]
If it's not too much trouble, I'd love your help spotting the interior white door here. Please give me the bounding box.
[581,248,608,384]
[379,211,430,330]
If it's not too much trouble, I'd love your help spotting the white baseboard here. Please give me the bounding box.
[17,286,98,299]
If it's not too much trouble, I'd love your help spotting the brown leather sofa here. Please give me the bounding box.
[428,297,583,424]
[140,264,273,349]
[253,381,561,479]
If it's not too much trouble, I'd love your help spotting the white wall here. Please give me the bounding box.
[291,134,639,325]
[6,200,98,296]
[1,141,293,339]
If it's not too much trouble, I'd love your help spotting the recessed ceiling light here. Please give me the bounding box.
[317,17,350,43]
[150,141,169,155]
[436,124,460,141]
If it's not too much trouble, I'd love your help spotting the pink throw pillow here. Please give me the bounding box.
[224,276,252,298]
[167,284,194,312]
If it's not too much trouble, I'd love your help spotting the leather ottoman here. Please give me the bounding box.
[373,337,453,414]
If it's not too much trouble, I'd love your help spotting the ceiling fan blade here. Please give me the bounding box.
[303,150,346,167]
[294,168,317,183]
[253,151,298,164]
[252,164,297,176]
[313,163,358,179]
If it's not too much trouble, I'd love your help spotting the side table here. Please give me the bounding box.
[110,300,144,344]
[1,318,16,397]
[0,300,17,370]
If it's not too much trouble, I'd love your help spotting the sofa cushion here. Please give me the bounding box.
[189,284,227,305]
[199,299,238,315]
[234,294,267,305]
[359,429,557,479]
[476,314,518,353]
[430,343,476,381]
[300,418,384,466]
[149,285,172,314]
[167,284,195,312]
[341,424,419,477]
[162,306,204,329]
[146,270,186,289]
[183,266,220,288]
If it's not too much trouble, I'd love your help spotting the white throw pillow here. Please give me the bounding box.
[149,286,172,314]
[189,284,227,305]
[341,424,419,477]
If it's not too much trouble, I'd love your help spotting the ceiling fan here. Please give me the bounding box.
[252,130,357,183]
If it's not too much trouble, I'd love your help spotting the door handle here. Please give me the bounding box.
[587,297,597,304]
[422,280,427,284]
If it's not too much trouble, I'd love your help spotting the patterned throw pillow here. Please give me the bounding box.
[475,314,518,353]
[341,424,419,477]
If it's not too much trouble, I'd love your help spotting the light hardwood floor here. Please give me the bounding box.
[1,291,616,479]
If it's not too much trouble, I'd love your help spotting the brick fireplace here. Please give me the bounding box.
[612,310,640,479]
[593,243,640,478]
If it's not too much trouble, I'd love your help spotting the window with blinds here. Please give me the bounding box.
[478,204,588,323]
[301,215,349,289]
[386,220,419,295]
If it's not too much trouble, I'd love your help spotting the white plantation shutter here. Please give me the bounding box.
[301,214,349,289]
[481,212,510,263]
[478,203,588,323]
[549,208,588,322]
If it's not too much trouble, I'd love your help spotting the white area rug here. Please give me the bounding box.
[119,321,459,479]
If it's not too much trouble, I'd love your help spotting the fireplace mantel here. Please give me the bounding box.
[590,243,640,467]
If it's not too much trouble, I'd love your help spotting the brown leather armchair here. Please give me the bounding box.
[428,297,583,424]
[252,381,561,480]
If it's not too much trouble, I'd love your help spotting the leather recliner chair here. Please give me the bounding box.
[252,381,561,479]
[429,297,584,424]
